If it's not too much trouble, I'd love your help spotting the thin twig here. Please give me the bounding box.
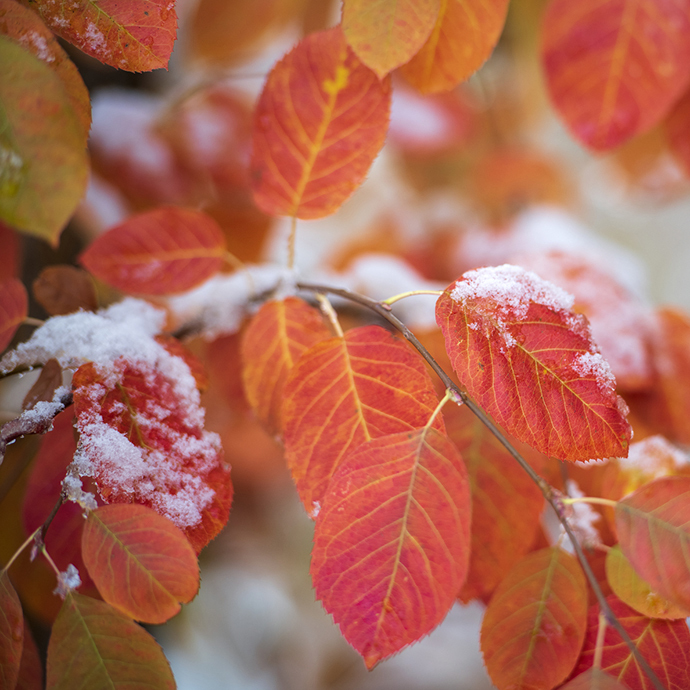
[296,281,666,690]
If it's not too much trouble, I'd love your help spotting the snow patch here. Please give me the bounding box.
[53,564,81,599]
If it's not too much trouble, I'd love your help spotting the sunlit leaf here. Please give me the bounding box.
[46,593,175,689]
[342,0,441,78]
[541,0,690,150]
[250,26,391,219]
[606,545,690,620]
[241,297,331,435]
[0,0,90,140]
[19,0,177,72]
[573,595,690,689]
[283,325,444,515]
[79,206,227,295]
[0,36,89,245]
[400,0,510,94]
[0,571,23,690]
[436,265,632,461]
[0,278,27,352]
[480,547,588,690]
[312,428,470,669]
[562,668,629,690]
[615,476,690,611]
[82,504,199,624]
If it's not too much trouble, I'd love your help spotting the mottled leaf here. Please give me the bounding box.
[615,476,690,611]
[283,325,444,515]
[400,0,510,94]
[20,0,177,72]
[480,547,588,690]
[0,278,27,352]
[312,428,470,669]
[0,571,23,690]
[342,0,441,77]
[0,37,88,245]
[82,504,199,624]
[79,206,227,295]
[250,26,391,219]
[242,297,331,434]
[46,593,175,689]
[541,0,690,150]
[436,265,632,461]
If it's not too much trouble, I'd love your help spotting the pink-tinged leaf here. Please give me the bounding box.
[436,265,632,461]
[82,504,199,624]
[400,0,510,94]
[615,476,690,611]
[541,0,690,151]
[283,325,445,515]
[72,357,232,553]
[605,545,690,620]
[241,297,331,435]
[0,571,23,690]
[46,593,175,689]
[79,206,227,295]
[480,547,588,690]
[573,595,690,689]
[342,0,441,78]
[562,668,629,690]
[0,279,27,352]
[19,0,177,72]
[250,26,392,219]
[311,428,471,669]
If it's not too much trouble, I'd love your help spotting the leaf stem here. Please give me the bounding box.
[381,290,443,307]
[315,294,344,338]
[593,612,607,669]
[23,317,45,328]
[288,216,297,270]
[296,280,667,690]
[425,389,453,431]
[1,526,41,574]
[563,496,617,508]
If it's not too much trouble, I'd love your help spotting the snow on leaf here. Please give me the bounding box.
[311,428,471,669]
[436,265,632,461]
[0,278,27,353]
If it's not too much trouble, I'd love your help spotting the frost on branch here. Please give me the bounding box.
[53,564,81,599]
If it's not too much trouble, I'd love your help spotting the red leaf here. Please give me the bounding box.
[46,593,175,689]
[79,206,227,295]
[82,504,199,624]
[0,279,27,352]
[400,0,510,94]
[19,0,177,72]
[573,595,690,689]
[0,223,21,279]
[562,668,629,690]
[480,547,589,690]
[666,86,690,177]
[0,571,23,690]
[16,619,42,690]
[446,403,544,603]
[250,26,392,219]
[436,265,632,461]
[311,428,471,669]
[541,0,690,151]
[241,297,331,434]
[615,476,690,611]
[283,325,444,515]
[72,357,232,553]
[342,0,441,78]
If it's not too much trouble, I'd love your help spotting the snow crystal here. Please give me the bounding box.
[560,480,603,551]
[62,473,98,511]
[84,22,107,54]
[619,435,689,476]
[20,31,54,62]
[53,564,81,599]
[571,352,616,391]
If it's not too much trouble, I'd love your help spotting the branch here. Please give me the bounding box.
[297,281,667,690]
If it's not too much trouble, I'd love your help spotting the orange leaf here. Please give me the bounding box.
[436,265,632,461]
[79,207,227,296]
[480,547,588,690]
[0,0,90,140]
[311,428,471,669]
[446,403,544,603]
[19,0,177,72]
[541,0,690,151]
[250,26,391,219]
[562,668,629,690]
[615,476,690,611]
[605,545,690,620]
[0,279,27,352]
[666,86,690,177]
[342,0,441,77]
[46,593,175,689]
[72,357,232,553]
[400,0,510,94]
[573,595,690,689]
[241,297,331,434]
[82,504,199,624]
[283,325,444,515]
[0,571,23,690]
[32,266,97,316]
